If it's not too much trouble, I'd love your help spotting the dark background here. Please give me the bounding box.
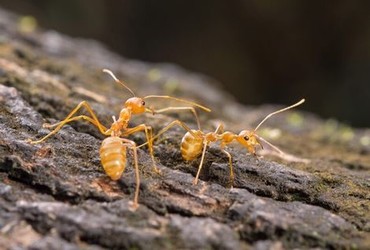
[1,0,369,127]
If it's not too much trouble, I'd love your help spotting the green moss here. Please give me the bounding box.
[338,125,355,141]
[148,68,162,82]
[17,15,38,33]
[286,112,304,127]
[317,119,355,143]
[163,79,180,95]
[312,171,370,231]
[360,136,370,147]
[316,172,343,186]
[313,182,328,193]
[259,128,282,140]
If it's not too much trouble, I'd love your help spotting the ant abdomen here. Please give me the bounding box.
[181,130,204,161]
[100,137,127,180]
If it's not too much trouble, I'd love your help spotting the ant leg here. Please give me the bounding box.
[151,107,201,130]
[214,123,224,134]
[50,101,109,135]
[257,136,310,163]
[120,138,140,210]
[192,122,225,185]
[124,124,159,173]
[221,149,234,188]
[256,136,284,155]
[193,142,208,185]
[29,101,109,144]
[44,115,109,134]
[137,120,196,148]
[146,126,159,173]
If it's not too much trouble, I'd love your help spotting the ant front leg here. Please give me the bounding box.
[192,124,226,185]
[151,106,201,130]
[137,120,196,148]
[143,95,211,130]
[28,101,110,144]
[124,124,159,173]
[220,148,234,188]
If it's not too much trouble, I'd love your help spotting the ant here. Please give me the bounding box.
[143,99,306,186]
[28,69,210,209]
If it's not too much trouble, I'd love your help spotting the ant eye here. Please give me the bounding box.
[141,101,145,106]
[244,136,249,141]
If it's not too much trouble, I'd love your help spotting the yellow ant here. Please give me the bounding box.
[143,99,306,186]
[28,69,210,209]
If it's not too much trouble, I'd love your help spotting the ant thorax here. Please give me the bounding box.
[118,108,131,122]
[205,132,217,142]
[219,131,235,144]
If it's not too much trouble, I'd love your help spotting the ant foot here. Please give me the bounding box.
[252,153,262,162]
[192,179,199,185]
[148,106,156,115]
[153,166,161,175]
[42,123,52,129]
[227,182,234,189]
[25,138,38,145]
[128,201,139,211]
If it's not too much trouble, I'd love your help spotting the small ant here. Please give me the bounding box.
[28,69,210,209]
[144,99,306,186]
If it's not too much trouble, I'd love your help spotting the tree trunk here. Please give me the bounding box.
[0,7,369,250]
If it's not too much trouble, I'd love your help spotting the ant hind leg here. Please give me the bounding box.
[28,101,109,144]
[120,138,140,210]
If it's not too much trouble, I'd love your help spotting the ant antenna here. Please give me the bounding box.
[143,95,211,112]
[103,69,136,97]
[254,99,305,132]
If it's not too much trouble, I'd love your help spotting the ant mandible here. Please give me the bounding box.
[28,69,210,209]
[144,99,305,186]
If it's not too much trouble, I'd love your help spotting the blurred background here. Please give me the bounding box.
[1,0,369,127]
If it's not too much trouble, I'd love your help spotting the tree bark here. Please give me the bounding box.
[0,7,369,250]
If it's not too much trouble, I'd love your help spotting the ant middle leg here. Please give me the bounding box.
[124,124,160,173]
[193,141,208,185]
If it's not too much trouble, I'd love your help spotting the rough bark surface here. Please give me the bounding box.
[0,8,369,250]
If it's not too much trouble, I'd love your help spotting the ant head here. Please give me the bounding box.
[125,97,146,114]
[236,130,261,153]
[236,99,305,154]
